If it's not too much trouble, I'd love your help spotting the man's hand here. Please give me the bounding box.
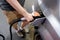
[24,11,40,22]
[24,13,33,22]
[21,11,40,28]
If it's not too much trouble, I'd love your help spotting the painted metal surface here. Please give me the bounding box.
[37,0,60,40]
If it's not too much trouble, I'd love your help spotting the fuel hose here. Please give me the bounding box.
[0,34,5,40]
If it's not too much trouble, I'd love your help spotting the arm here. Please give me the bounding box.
[6,0,28,17]
[6,0,33,21]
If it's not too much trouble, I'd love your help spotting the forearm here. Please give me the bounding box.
[6,0,28,17]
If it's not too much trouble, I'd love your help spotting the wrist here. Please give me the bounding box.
[23,12,29,17]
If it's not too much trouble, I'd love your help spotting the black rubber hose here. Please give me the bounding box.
[10,18,22,40]
[0,34,5,40]
[10,16,41,40]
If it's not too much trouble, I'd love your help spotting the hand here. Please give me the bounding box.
[24,11,40,22]
[24,13,34,22]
